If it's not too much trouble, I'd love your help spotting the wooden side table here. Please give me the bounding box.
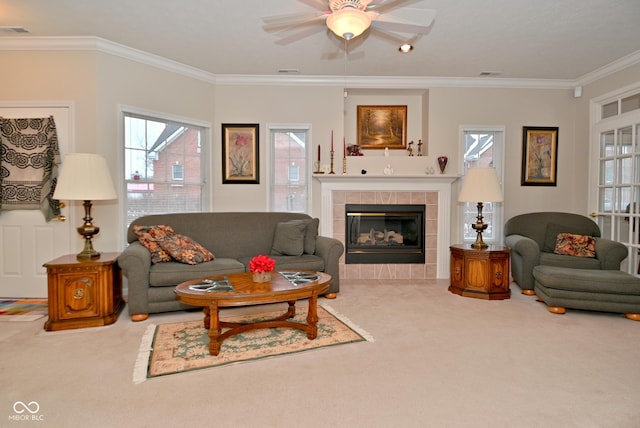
[449,244,511,300]
[43,252,124,331]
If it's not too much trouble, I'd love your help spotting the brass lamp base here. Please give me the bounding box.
[470,202,489,249]
[76,200,101,259]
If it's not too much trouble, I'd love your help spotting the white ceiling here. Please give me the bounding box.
[1,0,640,82]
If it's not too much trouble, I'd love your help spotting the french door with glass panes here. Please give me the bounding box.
[592,92,640,275]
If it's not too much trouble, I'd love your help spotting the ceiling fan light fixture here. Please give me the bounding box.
[326,8,371,40]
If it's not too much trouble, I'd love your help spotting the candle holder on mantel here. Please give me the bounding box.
[342,157,347,175]
[329,149,335,174]
[314,161,324,174]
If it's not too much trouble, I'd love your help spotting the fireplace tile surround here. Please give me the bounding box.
[314,175,458,280]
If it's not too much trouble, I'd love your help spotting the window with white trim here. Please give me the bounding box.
[269,125,310,213]
[460,127,505,244]
[123,111,209,227]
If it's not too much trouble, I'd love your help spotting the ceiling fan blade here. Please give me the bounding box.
[262,12,327,30]
[372,8,436,34]
[273,25,328,45]
[369,27,421,46]
[366,0,417,12]
[297,0,331,11]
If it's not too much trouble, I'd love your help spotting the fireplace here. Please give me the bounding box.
[345,204,425,264]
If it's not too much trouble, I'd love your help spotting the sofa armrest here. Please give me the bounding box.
[505,234,540,290]
[314,236,345,293]
[594,237,628,270]
[117,242,152,315]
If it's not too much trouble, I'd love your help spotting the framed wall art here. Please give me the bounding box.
[521,126,558,186]
[357,105,407,149]
[222,123,259,184]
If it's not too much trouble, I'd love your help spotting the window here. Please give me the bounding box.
[269,126,310,213]
[172,163,184,181]
[460,127,504,244]
[123,111,209,227]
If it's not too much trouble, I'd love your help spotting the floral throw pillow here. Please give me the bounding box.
[156,233,215,265]
[553,233,596,258]
[133,225,174,264]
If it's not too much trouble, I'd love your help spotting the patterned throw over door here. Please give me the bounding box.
[0,116,61,220]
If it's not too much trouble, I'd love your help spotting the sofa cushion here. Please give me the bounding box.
[156,232,215,265]
[133,225,174,264]
[539,252,601,270]
[265,254,325,273]
[543,222,599,253]
[270,220,307,256]
[553,233,596,257]
[149,258,245,287]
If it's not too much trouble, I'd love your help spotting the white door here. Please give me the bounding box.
[591,91,640,276]
[0,104,74,297]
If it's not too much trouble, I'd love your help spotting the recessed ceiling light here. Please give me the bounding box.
[398,43,413,53]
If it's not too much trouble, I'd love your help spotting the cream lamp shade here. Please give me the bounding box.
[458,167,503,249]
[53,153,117,201]
[458,167,504,203]
[53,153,117,259]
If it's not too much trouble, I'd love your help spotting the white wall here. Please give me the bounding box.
[1,47,638,252]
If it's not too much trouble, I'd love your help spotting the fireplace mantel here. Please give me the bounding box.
[314,174,460,279]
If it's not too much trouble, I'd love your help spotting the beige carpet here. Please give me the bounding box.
[135,304,373,383]
[4,279,640,427]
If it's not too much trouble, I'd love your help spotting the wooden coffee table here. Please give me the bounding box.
[175,271,331,355]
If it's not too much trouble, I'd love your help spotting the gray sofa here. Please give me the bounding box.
[504,212,628,294]
[118,212,344,321]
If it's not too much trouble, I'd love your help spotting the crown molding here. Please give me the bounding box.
[213,74,574,90]
[1,36,637,91]
[574,49,640,87]
[0,36,217,83]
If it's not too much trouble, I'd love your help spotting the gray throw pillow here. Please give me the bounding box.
[304,218,319,254]
[270,220,307,256]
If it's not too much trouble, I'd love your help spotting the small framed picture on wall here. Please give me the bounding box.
[521,126,558,186]
[222,123,259,184]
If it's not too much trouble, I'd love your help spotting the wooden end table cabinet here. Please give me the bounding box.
[43,252,124,331]
[449,244,511,300]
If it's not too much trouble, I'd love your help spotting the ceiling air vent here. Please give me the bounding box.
[0,27,30,33]
[479,71,502,77]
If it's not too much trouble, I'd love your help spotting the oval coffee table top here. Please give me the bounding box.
[175,271,331,308]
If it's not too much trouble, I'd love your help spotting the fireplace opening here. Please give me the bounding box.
[345,204,425,264]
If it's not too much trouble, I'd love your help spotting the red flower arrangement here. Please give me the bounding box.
[249,254,275,273]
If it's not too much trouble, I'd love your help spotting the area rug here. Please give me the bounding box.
[133,304,373,383]
[0,299,48,321]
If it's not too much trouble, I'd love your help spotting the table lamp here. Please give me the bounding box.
[458,167,503,249]
[53,153,117,259]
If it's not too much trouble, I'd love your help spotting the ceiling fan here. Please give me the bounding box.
[262,0,437,43]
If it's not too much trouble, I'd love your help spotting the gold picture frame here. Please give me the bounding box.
[357,105,407,149]
[222,123,259,184]
[521,126,558,186]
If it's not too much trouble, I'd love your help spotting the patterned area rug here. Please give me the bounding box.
[0,299,48,321]
[133,304,373,383]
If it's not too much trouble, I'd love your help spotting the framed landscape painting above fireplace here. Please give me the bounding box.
[357,105,407,150]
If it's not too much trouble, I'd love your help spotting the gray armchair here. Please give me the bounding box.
[504,212,628,294]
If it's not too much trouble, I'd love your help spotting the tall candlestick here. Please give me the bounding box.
[318,144,321,162]
[331,130,334,152]
[343,137,346,158]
